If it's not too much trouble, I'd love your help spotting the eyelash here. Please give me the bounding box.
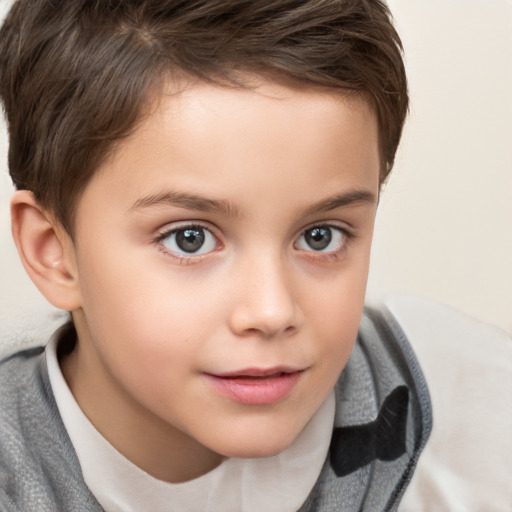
[294,223,353,262]
[153,222,221,264]
[152,222,354,264]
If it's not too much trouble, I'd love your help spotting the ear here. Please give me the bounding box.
[10,190,82,311]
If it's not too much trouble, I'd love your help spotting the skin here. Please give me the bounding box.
[16,80,380,483]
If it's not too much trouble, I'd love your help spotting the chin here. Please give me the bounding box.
[209,421,304,460]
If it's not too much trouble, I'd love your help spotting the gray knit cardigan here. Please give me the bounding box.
[0,307,431,511]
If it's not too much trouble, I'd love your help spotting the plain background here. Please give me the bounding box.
[366,0,512,334]
[1,0,511,334]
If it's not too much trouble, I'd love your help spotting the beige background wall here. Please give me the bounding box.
[367,0,512,333]
[1,0,511,334]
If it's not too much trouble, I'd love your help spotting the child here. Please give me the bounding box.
[0,1,510,511]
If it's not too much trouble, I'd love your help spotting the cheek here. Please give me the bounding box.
[76,247,224,367]
[303,260,369,368]
[305,258,369,327]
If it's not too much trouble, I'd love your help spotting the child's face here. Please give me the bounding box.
[64,80,379,479]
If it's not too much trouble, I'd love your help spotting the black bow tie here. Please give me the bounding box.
[329,386,409,477]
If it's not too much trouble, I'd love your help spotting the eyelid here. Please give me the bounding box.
[154,219,213,235]
[295,220,352,240]
[293,222,353,257]
[153,221,222,260]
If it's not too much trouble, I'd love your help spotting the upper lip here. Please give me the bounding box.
[209,366,305,378]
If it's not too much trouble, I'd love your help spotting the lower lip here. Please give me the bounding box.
[206,372,302,405]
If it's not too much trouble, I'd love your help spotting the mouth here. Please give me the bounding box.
[205,367,305,405]
[214,366,303,378]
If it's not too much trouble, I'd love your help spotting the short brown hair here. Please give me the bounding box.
[0,0,407,235]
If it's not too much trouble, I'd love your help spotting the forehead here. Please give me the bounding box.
[76,79,379,226]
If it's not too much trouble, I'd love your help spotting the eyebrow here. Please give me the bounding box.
[128,188,376,217]
[304,189,376,215]
[128,191,243,218]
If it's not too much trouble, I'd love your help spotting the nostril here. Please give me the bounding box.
[240,325,296,338]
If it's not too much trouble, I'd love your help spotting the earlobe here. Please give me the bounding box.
[10,190,82,311]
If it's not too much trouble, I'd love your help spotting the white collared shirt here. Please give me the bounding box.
[46,333,335,512]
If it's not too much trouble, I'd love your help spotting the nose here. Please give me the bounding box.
[227,253,302,339]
